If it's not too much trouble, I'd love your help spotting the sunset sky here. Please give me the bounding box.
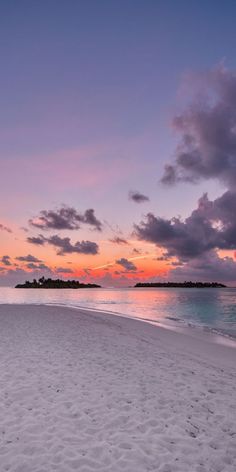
[1,1,236,286]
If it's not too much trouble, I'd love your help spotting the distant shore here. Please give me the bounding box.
[15,277,101,289]
[0,303,235,471]
[135,281,226,288]
[15,277,227,289]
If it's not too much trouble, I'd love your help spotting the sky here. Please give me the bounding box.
[1,0,236,287]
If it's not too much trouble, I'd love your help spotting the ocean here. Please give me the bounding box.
[0,286,236,340]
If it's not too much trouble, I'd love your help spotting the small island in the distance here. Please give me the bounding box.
[15,277,101,289]
[134,281,226,288]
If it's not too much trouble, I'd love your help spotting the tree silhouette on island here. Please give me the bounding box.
[134,281,226,288]
[15,277,101,289]
[15,277,226,289]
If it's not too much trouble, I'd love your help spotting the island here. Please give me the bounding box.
[15,277,101,289]
[134,281,226,288]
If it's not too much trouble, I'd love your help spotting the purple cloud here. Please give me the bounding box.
[27,234,99,256]
[161,67,236,188]
[16,254,42,262]
[172,251,236,283]
[46,235,99,255]
[0,224,12,233]
[26,262,50,270]
[134,191,236,261]
[110,237,129,245]
[55,267,74,274]
[1,255,11,266]
[116,258,137,271]
[82,209,102,231]
[29,206,102,231]
[27,235,45,245]
[129,191,150,203]
[132,248,141,255]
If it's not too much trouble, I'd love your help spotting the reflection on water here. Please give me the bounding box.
[0,286,236,337]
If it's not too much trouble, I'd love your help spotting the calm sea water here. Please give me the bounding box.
[0,286,236,339]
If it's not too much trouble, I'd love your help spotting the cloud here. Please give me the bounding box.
[132,248,141,254]
[29,206,102,231]
[116,257,137,271]
[170,261,184,267]
[0,224,12,233]
[27,233,99,255]
[47,235,99,255]
[161,165,178,185]
[161,66,236,188]
[154,65,236,283]
[134,190,236,261]
[129,191,150,203]
[55,267,74,274]
[82,209,102,231]
[172,251,236,283]
[26,262,50,270]
[109,237,129,245]
[156,255,169,261]
[27,235,45,245]
[16,254,42,263]
[28,234,99,256]
[1,255,11,266]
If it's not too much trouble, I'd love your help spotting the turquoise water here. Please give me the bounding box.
[0,286,236,338]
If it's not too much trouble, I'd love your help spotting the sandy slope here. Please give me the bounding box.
[0,304,235,472]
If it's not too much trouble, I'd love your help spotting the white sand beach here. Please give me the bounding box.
[0,304,235,472]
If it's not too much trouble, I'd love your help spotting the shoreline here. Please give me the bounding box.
[44,302,236,365]
[2,298,236,349]
[1,301,236,371]
[1,285,236,345]
[44,301,236,349]
[0,303,235,471]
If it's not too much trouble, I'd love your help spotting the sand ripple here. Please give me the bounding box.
[0,304,235,472]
